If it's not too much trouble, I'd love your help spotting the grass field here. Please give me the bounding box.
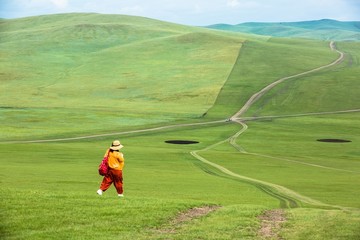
[0,13,243,140]
[1,13,360,239]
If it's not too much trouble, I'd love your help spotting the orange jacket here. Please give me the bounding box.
[104,149,124,170]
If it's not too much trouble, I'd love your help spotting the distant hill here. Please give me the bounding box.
[205,19,360,41]
[0,13,245,139]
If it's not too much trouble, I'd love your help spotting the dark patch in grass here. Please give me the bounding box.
[317,139,351,143]
[154,205,221,234]
[165,140,199,144]
[171,206,221,224]
[258,209,286,239]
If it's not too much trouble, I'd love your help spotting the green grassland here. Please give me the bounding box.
[0,13,243,140]
[244,41,360,116]
[1,13,360,239]
[206,38,339,118]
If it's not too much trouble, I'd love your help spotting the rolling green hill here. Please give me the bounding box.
[206,19,360,41]
[0,13,244,140]
[1,13,359,239]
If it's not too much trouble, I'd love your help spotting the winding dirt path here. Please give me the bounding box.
[2,41,357,209]
[1,120,225,144]
[190,41,358,210]
[230,41,344,120]
[0,41,348,145]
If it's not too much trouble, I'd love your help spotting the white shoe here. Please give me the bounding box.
[97,189,103,196]
[118,194,124,197]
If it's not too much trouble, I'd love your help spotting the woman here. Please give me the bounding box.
[96,140,125,197]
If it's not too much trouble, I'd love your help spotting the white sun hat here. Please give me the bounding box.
[110,140,124,150]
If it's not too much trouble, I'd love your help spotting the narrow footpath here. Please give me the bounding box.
[190,41,358,210]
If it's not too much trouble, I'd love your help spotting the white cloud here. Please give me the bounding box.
[194,4,202,13]
[51,0,68,9]
[227,0,239,7]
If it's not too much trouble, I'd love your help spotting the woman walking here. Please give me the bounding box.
[97,140,125,197]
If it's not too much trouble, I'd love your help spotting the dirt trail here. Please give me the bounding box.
[230,41,344,120]
[0,41,348,145]
[1,120,224,144]
[2,42,356,209]
[190,41,358,210]
[258,209,286,239]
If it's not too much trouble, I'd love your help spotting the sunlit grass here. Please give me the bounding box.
[1,13,360,239]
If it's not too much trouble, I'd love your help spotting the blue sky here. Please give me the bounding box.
[1,0,359,25]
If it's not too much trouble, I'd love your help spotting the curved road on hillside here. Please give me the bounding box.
[2,41,359,209]
[191,41,359,210]
[230,41,344,120]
